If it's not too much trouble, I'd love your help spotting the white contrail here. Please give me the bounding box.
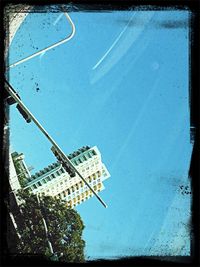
[53,13,64,26]
[92,13,135,70]
[39,51,46,59]
[92,12,136,70]
[91,11,155,84]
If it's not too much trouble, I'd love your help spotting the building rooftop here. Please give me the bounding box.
[29,146,91,182]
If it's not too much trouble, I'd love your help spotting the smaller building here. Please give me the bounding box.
[11,152,32,187]
[9,153,22,203]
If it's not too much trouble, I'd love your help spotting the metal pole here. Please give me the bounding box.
[36,194,54,254]
[5,79,107,208]
[9,211,23,242]
[5,200,24,245]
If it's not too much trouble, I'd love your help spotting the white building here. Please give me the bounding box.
[9,153,22,204]
[24,146,110,208]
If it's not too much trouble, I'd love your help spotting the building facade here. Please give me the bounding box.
[23,146,110,208]
[9,153,22,204]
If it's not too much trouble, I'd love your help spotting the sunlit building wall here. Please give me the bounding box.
[9,153,22,204]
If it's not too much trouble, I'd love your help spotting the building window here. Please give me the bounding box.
[72,160,77,166]
[88,152,92,158]
[83,155,87,161]
[81,156,85,162]
[92,150,97,156]
[46,176,51,181]
[32,184,37,189]
[42,179,47,184]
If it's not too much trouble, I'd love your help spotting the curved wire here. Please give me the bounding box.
[7,12,75,69]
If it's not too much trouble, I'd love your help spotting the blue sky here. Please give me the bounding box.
[7,8,192,259]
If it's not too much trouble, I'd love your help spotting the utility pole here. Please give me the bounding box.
[36,194,54,255]
[4,79,107,208]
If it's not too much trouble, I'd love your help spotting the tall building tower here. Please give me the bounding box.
[25,146,110,208]
[11,152,32,188]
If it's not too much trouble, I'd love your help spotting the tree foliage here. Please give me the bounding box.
[15,190,85,262]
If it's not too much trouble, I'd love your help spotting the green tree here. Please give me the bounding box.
[15,190,85,262]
